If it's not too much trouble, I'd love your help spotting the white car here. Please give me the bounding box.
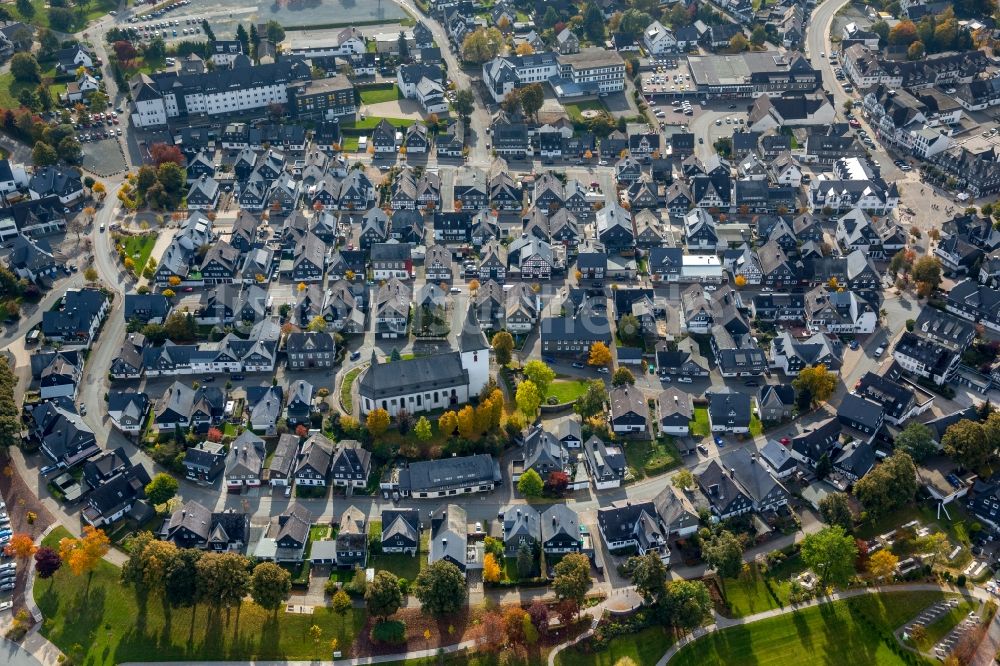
[874,345,885,358]
[0,600,12,612]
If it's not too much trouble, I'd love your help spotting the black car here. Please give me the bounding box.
[744,380,760,387]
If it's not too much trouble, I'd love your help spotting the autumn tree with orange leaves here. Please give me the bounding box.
[4,533,36,561]
[59,525,110,578]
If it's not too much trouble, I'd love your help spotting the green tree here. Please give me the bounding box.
[519,82,545,120]
[201,20,216,42]
[552,552,591,606]
[703,531,743,584]
[912,255,942,293]
[120,532,177,596]
[47,7,74,31]
[800,526,858,587]
[792,364,837,407]
[617,314,643,346]
[672,469,695,491]
[10,52,40,83]
[365,570,403,620]
[236,24,250,55]
[516,542,535,579]
[854,451,917,518]
[750,24,767,46]
[413,560,467,614]
[31,142,58,167]
[625,552,667,604]
[730,33,749,51]
[414,416,433,441]
[452,89,475,119]
[195,551,251,609]
[249,561,292,612]
[397,31,409,59]
[575,380,607,418]
[15,0,34,18]
[517,468,544,497]
[663,579,712,630]
[894,422,936,462]
[907,40,925,60]
[516,379,542,417]
[57,136,82,164]
[331,588,352,615]
[265,20,285,44]
[164,548,202,609]
[541,5,560,29]
[145,473,179,506]
[942,419,991,470]
[611,367,635,386]
[818,492,853,531]
[492,331,514,366]
[460,27,503,64]
[582,2,605,41]
[523,360,555,395]
[618,8,653,37]
[871,20,889,44]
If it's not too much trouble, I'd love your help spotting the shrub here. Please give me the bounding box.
[957,574,967,587]
[370,620,407,645]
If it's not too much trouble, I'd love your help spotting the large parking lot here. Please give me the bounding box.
[639,58,697,98]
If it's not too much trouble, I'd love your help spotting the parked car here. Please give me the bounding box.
[350,351,361,361]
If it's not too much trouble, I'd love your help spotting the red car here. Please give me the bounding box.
[780,437,790,445]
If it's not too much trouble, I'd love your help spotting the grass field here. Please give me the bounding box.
[721,555,805,618]
[624,437,681,480]
[9,0,118,30]
[564,99,607,123]
[340,117,416,133]
[672,591,951,666]
[750,413,763,437]
[0,72,30,111]
[547,379,590,403]
[555,625,677,666]
[855,501,973,550]
[119,234,157,273]
[35,528,365,665]
[359,85,402,105]
[690,407,710,437]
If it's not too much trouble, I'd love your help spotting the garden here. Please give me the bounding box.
[689,407,710,437]
[623,437,681,480]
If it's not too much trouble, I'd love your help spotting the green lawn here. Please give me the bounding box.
[341,136,360,152]
[750,413,763,437]
[359,85,402,105]
[340,117,416,133]
[564,99,608,124]
[9,0,118,30]
[624,437,681,480]
[555,625,677,666]
[0,71,44,110]
[341,367,363,415]
[856,501,974,549]
[367,522,428,582]
[547,379,590,404]
[35,528,365,665]
[119,234,157,273]
[672,591,952,666]
[690,407,710,437]
[721,555,805,618]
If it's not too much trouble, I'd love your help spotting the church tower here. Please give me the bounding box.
[458,303,490,396]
